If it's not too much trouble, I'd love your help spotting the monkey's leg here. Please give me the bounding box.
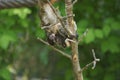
[65,38,76,43]
[65,38,76,47]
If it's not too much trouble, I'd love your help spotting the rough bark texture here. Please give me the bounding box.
[65,0,83,80]
[71,42,83,80]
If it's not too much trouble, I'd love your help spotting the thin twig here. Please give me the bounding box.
[72,0,78,5]
[80,49,100,73]
[78,28,89,43]
[92,49,100,69]
[38,38,72,60]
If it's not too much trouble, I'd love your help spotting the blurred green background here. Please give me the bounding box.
[0,0,120,80]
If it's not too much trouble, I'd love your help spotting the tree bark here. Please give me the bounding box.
[65,0,83,80]
[71,42,83,80]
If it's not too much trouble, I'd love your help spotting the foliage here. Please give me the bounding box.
[0,0,120,80]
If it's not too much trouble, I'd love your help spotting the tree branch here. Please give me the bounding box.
[37,38,72,60]
[65,0,83,80]
[80,49,100,72]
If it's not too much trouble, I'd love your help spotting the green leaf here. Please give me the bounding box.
[77,19,89,35]
[103,24,111,37]
[104,18,114,25]
[110,21,120,30]
[84,28,95,43]
[0,68,11,80]
[8,8,31,19]
[101,37,119,53]
[95,29,104,39]
[5,18,15,28]
[77,19,89,28]
[0,33,16,50]
[20,19,29,28]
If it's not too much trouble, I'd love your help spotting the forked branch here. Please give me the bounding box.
[80,49,100,72]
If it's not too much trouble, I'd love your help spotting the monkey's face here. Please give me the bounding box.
[47,33,56,45]
[49,33,56,42]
